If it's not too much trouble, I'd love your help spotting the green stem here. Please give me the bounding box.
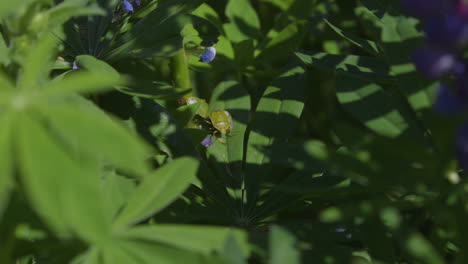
[170,48,192,104]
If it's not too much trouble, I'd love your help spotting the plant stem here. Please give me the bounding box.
[170,48,192,104]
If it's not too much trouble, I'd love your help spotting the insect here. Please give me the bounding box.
[208,110,233,136]
[184,97,233,147]
[198,110,233,147]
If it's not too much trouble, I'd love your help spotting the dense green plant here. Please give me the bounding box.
[1,0,468,263]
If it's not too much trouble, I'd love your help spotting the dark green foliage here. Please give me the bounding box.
[0,0,467,263]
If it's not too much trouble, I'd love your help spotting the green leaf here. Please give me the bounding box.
[220,233,247,264]
[188,36,235,72]
[116,80,190,100]
[75,55,119,77]
[182,15,221,47]
[44,71,120,97]
[260,0,295,11]
[404,233,444,264]
[174,102,205,127]
[102,244,140,264]
[45,0,105,27]
[324,19,381,56]
[16,112,109,243]
[233,40,254,71]
[111,238,218,264]
[0,114,12,219]
[244,65,306,212]
[255,20,308,64]
[253,172,344,221]
[39,99,150,177]
[113,157,199,228]
[122,224,248,256]
[19,33,59,91]
[0,0,38,19]
[105,0,203,60]
[43,55,121,96]
[270,226,300,264]
[336,74,422,139]
[224,0,261,43]
[295,50,395,83]
[0,33,9,67]
[206,81,250,204]
[192,3,223,33]
[100,169,137,220]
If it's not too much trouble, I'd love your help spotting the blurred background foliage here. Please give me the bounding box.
[0,0,467,263]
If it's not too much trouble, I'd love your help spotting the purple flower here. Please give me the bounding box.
[201,135,214,147]
[400,0,446,18]
[424,15,468,50]
[122,0,134,13]
[456,122,468,170]
[433,84,466,116]
[412,48,457,78]
[199,47,216,63]
[455,0,468,18]
[72,60,79,70]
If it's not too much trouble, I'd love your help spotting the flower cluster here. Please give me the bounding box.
[401,0,468,168]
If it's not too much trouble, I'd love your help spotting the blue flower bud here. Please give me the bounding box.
[72,60,79,70]
[199,46,216,63]
[412,48,457,78]
[456,122,468,170]
[122,0,134,14]
[400,0,446,18]
[433,84,466,116]
[424,15,468,50]
[201,135,214,147]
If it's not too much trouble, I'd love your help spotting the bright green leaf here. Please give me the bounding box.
[113,157,199,228]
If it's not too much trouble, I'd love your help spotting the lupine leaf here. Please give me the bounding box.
[224,0,261,43]
[122,225,248,256]
[244,65,306,213]
[113,157,199,228]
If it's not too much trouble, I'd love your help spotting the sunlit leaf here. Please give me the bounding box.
[113,157,199,228]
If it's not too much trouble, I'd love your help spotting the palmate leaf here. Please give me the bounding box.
[356,3,437,147]
[255,20,308,64]
[295,50,395,83]
[356,2,435,112]
[104,0,204,60]
[244,64,306,204]
[208,81,250,188]
[16,111,110,243]
[324,19,381,56]
[336,74,420,139]
[113,157,199,228]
